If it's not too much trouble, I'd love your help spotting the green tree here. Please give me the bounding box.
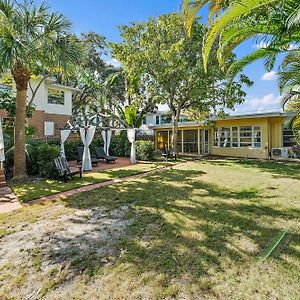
[0,0,81,178]
[111,13,252,154]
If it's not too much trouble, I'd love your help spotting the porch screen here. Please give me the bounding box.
[183,130,198,153]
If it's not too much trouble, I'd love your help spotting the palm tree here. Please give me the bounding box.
[0,0,81,178]
[279,51,300,144]
[183,0,300,74]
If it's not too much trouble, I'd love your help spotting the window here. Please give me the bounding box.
[231,126,239,147]
[213,128,219,146]
[220,127,231,147]
[213,125,262,149]
[48,89,64,105]
[239,126,253,147]
[253,126,262,148]
[156,115,160,125]
[44,121,54,136]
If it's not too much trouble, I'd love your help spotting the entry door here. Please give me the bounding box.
[200,130,210,155]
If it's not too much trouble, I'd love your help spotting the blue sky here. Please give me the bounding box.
[39,0,282,114]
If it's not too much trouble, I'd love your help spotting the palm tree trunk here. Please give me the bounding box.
[12,62,31,179]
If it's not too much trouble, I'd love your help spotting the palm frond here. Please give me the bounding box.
[227,48,274,78]
[203,0,279,71]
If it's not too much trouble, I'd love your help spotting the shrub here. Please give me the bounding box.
[36,143,60,178]
[136,140,154,161]
[64,140,83,161]
[110,132,131,157]
[26,140,44,175]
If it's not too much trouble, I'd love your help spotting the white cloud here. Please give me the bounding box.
[252,41,270,49]
[230,93,282,114]
[106,58,122,68]
[261,71,277,81]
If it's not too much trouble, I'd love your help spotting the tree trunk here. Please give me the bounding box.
[12,61,31,179]
[171,109,180,155]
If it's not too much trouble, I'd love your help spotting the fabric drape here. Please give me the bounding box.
[127,128,136,164]
[0,118,5,169]
[60,129,71,159]
[101,129,112,156]
[80,126,96,171]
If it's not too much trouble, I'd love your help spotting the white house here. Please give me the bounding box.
[0,77,80,138]
[139,110,188,135]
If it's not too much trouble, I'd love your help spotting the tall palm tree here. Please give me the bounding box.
[0,0,81,178]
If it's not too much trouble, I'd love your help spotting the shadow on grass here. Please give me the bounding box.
[10,164,161,203]
[41,167,300,296]
[205,158,300,180]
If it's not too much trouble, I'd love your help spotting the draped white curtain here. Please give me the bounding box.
[0,118,5,169]
[60,129,71,159]
[127,128,136,164]
[101,129,112,156]
[80,126,96,171]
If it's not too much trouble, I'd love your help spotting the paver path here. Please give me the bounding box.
[27,165,173,206]
[0,186,22,213]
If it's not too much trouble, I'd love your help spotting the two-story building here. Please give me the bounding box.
[0,77,80,138]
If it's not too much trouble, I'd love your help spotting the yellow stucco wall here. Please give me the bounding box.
[210,117,269,159]
[154,116,285,159]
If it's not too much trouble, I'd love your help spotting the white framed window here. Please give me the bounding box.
[239,126,253,147]
[220,127,231,147]
[213,125,262,149]
[253,126,262,148]
[231,126,239,147]
[213,128,219,146]
[48,89,65,105]
[156,115,160,125]
[44,121,55,136]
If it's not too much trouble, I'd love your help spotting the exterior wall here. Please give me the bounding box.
[28,110,46,138]
[44,88,72,116]
[45,113,70,137]
[269,117,284,148]
[211,117,269,159]
[154,116,286,159]
[27,79,73,116]
[28,110,70,138]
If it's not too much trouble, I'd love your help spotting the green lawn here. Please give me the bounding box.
[1,158,299,299]
[10,162,167,203]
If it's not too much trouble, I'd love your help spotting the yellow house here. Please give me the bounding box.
[153,112,288,159]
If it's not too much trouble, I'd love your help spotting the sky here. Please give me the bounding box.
[37,0,282,114]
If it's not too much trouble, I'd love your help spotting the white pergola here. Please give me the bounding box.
[60,112,137,171]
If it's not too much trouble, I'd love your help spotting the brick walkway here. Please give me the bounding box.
[0,186,22,213]
[27,165,173,206]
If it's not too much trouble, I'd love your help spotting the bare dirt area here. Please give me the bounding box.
[0,203,132,300]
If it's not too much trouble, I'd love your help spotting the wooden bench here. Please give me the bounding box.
[54,157,82,183]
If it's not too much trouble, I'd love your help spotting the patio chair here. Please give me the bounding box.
[77,147,101,165]
[95,147,117,163]
[162,148,177,161]
[54,157,82,183]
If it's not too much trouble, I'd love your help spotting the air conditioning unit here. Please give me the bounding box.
[271,148,289,158]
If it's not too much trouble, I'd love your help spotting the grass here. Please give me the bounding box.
[0,158,299,299]
[9,162,167,203]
